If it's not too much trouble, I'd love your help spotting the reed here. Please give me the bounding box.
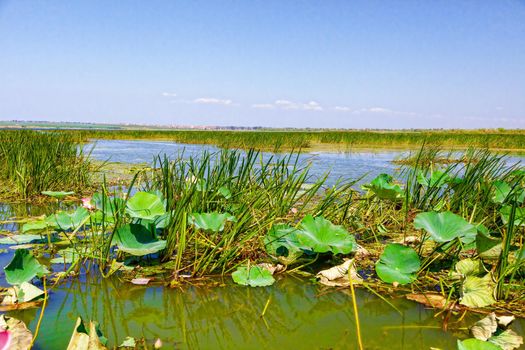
[0,130,92,199]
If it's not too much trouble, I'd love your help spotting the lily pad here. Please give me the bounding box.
[296,215,357,255]
[41,191,75,199]
[375,243,420,285]
[126,192,166,220]
[363,173,403,200]
[113,224,166,256]
[414,211,477,244]
[231,265,275,287]
[0,234,47,245]
[189,212,236,232]
[4,249,49,285]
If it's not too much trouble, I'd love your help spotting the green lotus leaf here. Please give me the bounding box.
[457,339,502,350]
[91,193,123,218]
[49,207,90,231]
[90,210,115,225]
[414,211,477,244]
[363,174,403,200]
[41,191,75,199]
[22,217,58,233]
[476,233,502,260]
[4,249,49,285]
[113,224,166,256]
[126,192,166,220]
[417,170,451,188]
[500,206,525,227]
[231,266,275,287]
[492,181,525,205]
[0,234,47,245]
[460,274,496,308]
[375,243,420,285]
[189,212,236,232]
[264,224,302,257]
[296,215,357,255]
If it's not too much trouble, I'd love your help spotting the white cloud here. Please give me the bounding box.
[352,107,416,117]
[252,99,323,111]
[251,103,275,109]
[192,97,233,106]
[334,106,352,112]
[161,92,177,97]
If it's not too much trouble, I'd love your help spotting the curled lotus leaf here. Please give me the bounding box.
[4,249,49,286]
[126,192,166,220]
[112,224,166,256]
[189,212,236,232]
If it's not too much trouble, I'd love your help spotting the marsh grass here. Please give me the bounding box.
[61,129,525,151]
[0,130,93,199]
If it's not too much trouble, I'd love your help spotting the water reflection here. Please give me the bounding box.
[18,274,479,349]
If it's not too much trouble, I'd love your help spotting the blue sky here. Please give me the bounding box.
[1,1,524,128]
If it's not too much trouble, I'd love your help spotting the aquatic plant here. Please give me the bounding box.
[232,265,275,287]
[112,224,167,256]
[0,130,93,199]
[296,215,357,255]
[375,243,420,285]
[4,249,49,285]
[414,211,477,244]
[363,173,403,200]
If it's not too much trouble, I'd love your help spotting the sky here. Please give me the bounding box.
[0,1,524,129]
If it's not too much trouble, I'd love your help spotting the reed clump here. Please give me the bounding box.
[0,130,92,199]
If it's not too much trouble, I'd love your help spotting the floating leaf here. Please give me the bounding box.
[375,243,420,285]
[0,234,47,245]
[126,192,166,220]
[363,173,403,200]
[232,266,275,287]
[296,215,356,255]
[189,212,236,232]
[414,211,477,244]
[41,191,75,199]
[113,224,166,256]
[455,259,485,278]
[4,249,49,285]
[460,274,496,308]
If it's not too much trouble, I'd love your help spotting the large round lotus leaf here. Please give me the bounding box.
[416,170,451,188]
[113,224,166,256]
[189,212,236,232]
[91,193,123,217]
[264,224,302,257]
[50,207,90,231]
[414,211,477,244]
[297,215,356,255]
[4,249,49,285]
[457,339,501,350]
[41,191,75,199]
[375,243,420,285]
[460,274,496,308]
[363,174,403,200]
[232,266,275,287]
[125,192,166,220]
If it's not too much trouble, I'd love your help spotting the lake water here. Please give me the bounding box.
[0,140,523,349]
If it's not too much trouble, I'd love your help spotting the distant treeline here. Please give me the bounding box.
[57,129,525,151]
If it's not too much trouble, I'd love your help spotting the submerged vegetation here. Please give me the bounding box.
[0,131,524,348]
[0,130,93,199]
[59,128,525,152]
